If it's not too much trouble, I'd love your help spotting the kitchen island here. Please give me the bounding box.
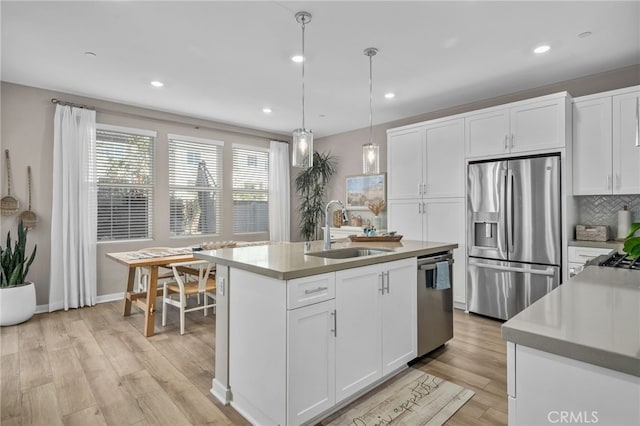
[502,266,640,426]
[196,239,457,426]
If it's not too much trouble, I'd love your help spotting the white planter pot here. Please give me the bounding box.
[0,282,36,326]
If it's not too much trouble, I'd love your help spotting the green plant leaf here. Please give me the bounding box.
[624,222,640,240]
[0,220,37,288]
[623,237,640,259]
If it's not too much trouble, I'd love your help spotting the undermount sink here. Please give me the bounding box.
[306,247,393,259]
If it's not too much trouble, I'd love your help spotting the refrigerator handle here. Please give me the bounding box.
[468,259,556,276]
[506,169,515,253]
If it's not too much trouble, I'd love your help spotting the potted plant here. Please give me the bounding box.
[623,222,640,259]
[0,220,37,326]
[295,151,336,241]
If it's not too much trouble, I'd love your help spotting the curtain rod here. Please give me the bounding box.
[50,98,289,142]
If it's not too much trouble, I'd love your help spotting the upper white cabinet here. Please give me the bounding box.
[612,89,640,194]
[573,97,613,194]
[387,127,425,200]
[573,86,640,195]
[387,117,464,200]
[465,93,570,158]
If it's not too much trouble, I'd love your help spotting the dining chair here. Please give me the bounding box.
[134,247,175,292]
[161,260,216,335]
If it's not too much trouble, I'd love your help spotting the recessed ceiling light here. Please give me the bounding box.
[384,92,396,99]
[533,45,551,54]
[578,31,592,38]
[84,51,96,57]
[291,55,304,63]
[262,107,272,114]
[150,80,164,88]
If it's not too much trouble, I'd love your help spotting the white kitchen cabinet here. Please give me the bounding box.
[567,246,613,278]
[507,343,639,425]
[380,258,417,375]
[287,299,336,425]
[573,97,613,195]
[573,86,640,195]
[387,198,466,307]
[388,118,464,200]
[334,264,382,403]
[424,118,465,198]
[335,258,416,403]
[387,127,425,200]
[387,117,466,307]
[465,93,569,158]
[612,89,640,194]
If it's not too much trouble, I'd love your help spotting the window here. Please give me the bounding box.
[233,145,269,234]
[96,125,155,241]
[168,134,223,236]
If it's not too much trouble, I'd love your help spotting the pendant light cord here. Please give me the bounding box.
[368,52,373,146]
[301,20,306,129]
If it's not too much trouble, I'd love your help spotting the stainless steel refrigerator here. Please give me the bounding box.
[467,154,561,320]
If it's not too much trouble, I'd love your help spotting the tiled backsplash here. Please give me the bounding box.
[577,195,640,237]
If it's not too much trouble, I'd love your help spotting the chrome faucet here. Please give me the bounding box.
[324,199,348,250]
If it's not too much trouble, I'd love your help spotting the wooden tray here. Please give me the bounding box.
[349,235,403,242]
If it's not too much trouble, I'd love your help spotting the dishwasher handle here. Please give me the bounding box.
[419,258,454,271]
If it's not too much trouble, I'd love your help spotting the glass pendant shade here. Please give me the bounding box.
[292,128,313,168]
[362,143,379,175]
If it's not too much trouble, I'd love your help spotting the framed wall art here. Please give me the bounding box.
[345,173,386,210]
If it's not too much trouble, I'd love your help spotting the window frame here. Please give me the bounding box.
[231,143,270,236]
[95,123,156,243]
[167,133,224,238]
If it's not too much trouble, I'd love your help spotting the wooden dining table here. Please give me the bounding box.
[106,248,199,337]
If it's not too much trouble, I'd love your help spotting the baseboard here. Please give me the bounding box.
[211,379,232,405]
[453,301,467,311]
[36,292,124,313]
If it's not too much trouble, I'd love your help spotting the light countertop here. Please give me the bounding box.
[502,266,640,377]
[195,239,457,280]
[569,239,624,250]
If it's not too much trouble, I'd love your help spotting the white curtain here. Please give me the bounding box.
[268,141,291,242]
[49,105,97,311]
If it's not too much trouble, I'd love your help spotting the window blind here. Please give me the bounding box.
[233,145,269,234]
[96,126,155,241]
[168,135,223,236]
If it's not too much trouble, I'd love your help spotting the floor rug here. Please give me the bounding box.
[325,368,475,425]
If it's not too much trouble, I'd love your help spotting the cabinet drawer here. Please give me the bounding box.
[287,273,335,309]
[568,246,613,263]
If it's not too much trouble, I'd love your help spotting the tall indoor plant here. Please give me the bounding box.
[0,220,37,326]
[295,151,336,241]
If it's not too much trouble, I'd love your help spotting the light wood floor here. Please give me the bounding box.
[1,302,506,425]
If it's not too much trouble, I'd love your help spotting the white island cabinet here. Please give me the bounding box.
[335,258,416,403]
[503,267,640,426]
[198,240,456,426]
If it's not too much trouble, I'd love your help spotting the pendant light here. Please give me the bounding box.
[292,11,313,168]
[363,47,379,175]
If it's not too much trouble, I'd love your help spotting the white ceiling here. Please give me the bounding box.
[2,1,639,138]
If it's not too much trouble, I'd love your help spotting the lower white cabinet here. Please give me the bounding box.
[287,299,336,425]
[335,258,417,403]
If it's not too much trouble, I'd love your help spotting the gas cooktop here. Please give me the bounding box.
[598,252,640,270]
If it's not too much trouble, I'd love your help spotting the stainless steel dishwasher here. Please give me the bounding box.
[417,251,454,357]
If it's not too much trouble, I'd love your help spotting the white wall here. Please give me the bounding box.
[0,82,288,305]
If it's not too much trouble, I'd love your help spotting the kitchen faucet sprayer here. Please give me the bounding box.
[324,200,347,250]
